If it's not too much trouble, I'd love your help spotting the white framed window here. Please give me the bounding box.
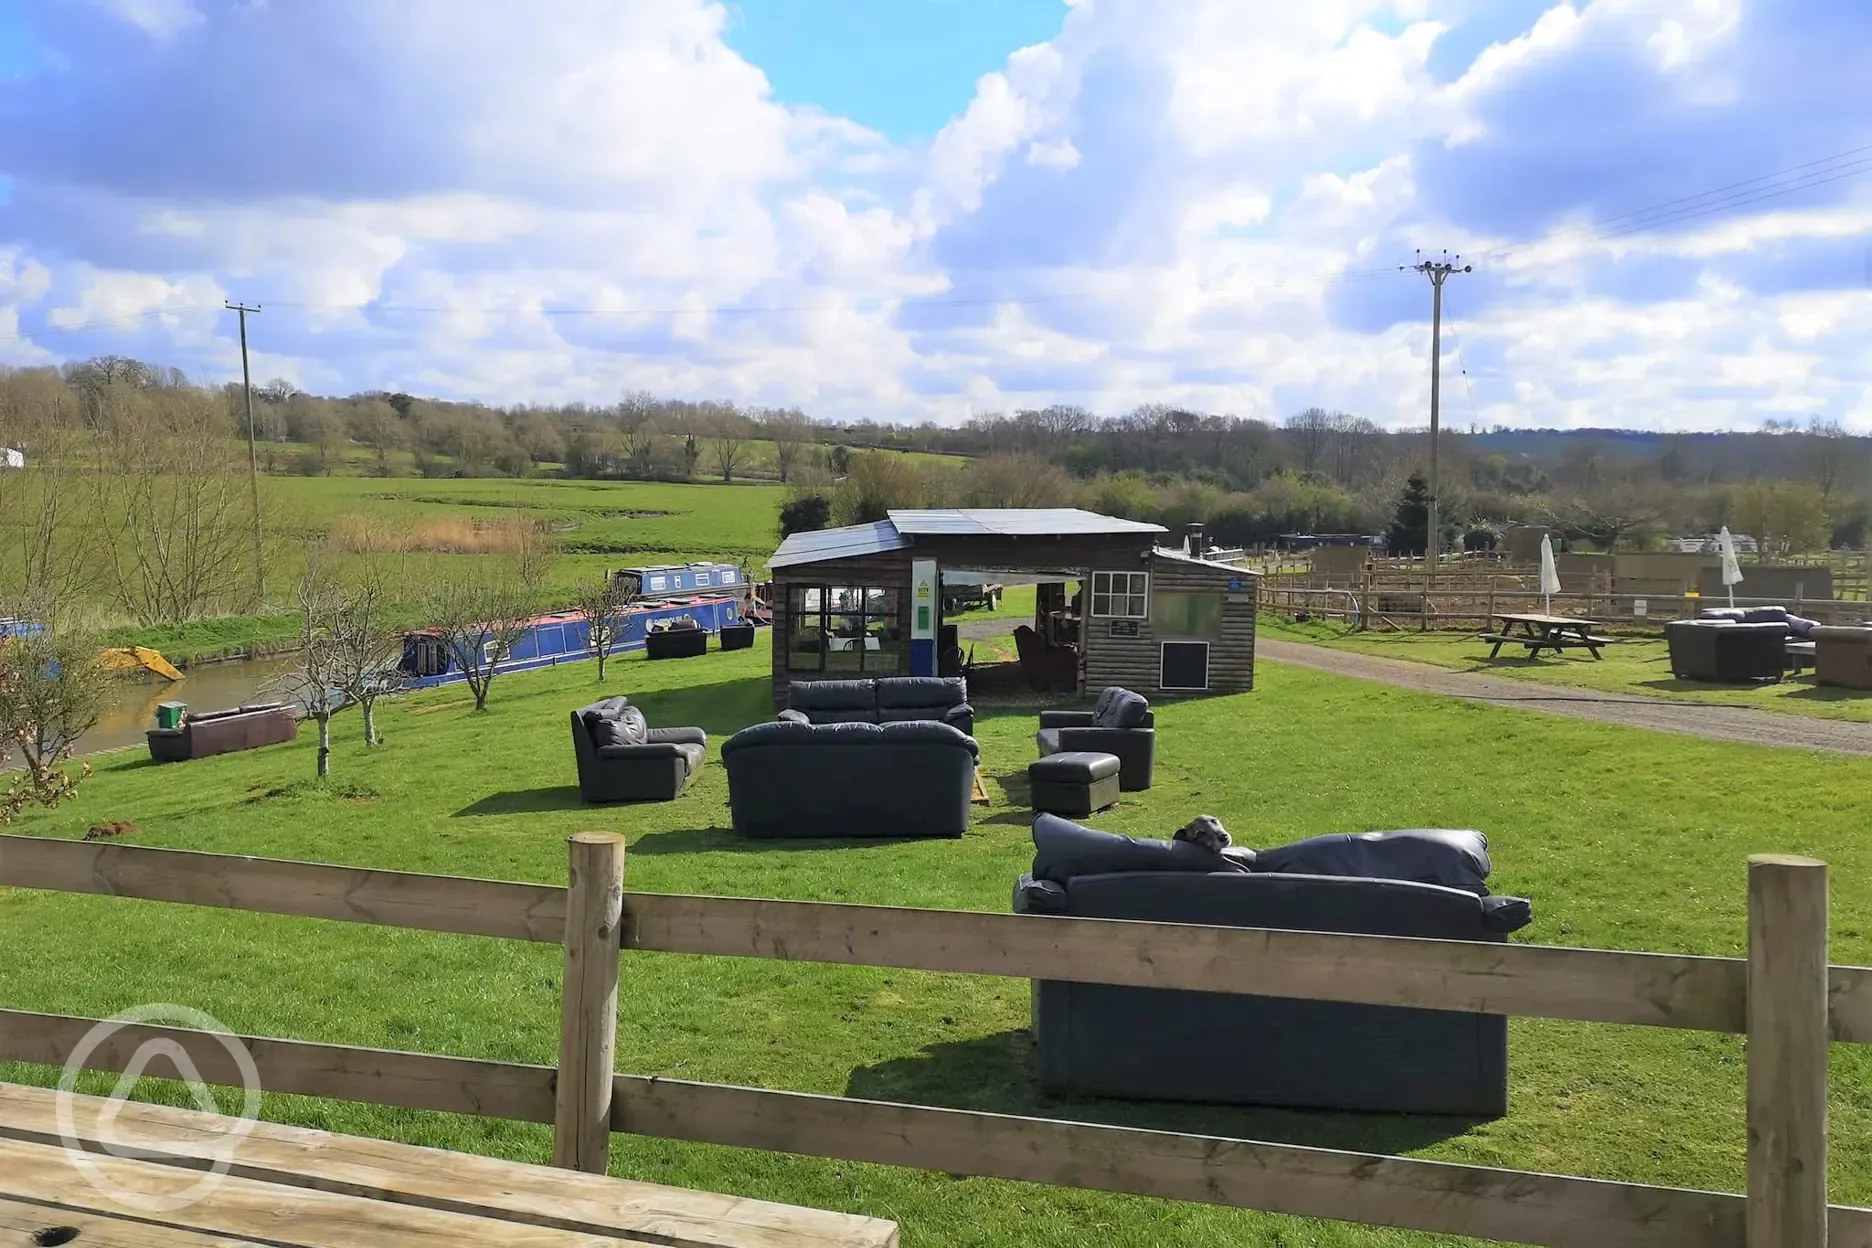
[482,639,498,666]
[1090,570,1148,619]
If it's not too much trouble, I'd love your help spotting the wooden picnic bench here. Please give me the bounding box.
[1479,612,1613,660]
[0,1081,898,1248]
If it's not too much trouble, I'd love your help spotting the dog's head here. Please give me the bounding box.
[1173,815,1231,853]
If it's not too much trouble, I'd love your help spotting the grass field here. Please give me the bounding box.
[4,636,1870,1245]
[1257,615,1872,722]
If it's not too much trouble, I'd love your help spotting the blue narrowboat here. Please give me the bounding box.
[398,593,742,689]
[611,561,746,601]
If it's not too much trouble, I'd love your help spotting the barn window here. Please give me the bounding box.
[1160,641,1211,691]
[1090,571,1148,619]
[1152,590,1222,638]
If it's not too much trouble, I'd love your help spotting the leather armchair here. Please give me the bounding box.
[1035,688,1155,791]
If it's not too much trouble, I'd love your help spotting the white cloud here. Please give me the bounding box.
[89,0,204,40]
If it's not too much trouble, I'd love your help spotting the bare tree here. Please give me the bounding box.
[331,574,406,747]
[572,574,634,683]
[1284,408,1333,477]
[420,568,535,712]
[708,407,753,483]
[274,571,352,777]
[0,625,114,778]
[760,407,814,482]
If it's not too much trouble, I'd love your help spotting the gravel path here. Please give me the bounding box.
[1258,638,1872,756]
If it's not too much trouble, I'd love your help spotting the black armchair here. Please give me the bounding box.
[569,698,707,802]
[1035,687,1155,791]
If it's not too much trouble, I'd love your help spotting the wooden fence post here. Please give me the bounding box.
[1746,854,1829,1248]
[554,831,625,1173]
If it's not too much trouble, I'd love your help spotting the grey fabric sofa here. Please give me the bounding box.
[722,719,978,838]
[1035,687,1154,791]
[1666,619,1788,682]
[569,696,708,803]
[780,677,974,736]
[1014,815,1531,1116]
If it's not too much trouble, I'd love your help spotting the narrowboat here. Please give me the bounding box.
[397,593,742,689]
[611,562,747,601]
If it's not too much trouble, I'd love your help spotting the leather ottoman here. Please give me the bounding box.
[1028,751,1121,818]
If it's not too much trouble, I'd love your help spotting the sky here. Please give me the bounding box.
[0,0,1868,431]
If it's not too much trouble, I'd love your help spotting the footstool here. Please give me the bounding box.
[1028,751,1121,817]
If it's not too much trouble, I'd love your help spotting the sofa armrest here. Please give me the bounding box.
[776,708,812,725]
[646,726,708,747]
[1053,725,1151,751]
[1480,895,1533,933]
[943,704,975,727]
[595,742,689,761]
[1038,710,1097,728]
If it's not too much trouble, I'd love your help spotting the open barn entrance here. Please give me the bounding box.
[937,567,1087,697]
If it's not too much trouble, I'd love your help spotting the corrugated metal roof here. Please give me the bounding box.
[887,508,1167,537]
[769,521,911,569]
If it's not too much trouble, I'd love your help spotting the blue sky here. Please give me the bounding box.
[721,0,1068,140]
[0,0,1868,431]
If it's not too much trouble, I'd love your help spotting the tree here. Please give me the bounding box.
[707,407,753,483]
[350,399,404,476]
[1386,472,1433,556]
[1549,472,1666,551]
[420,568,535,711]
[761,408,814,482]
[961,454,1072,508]
[276,572,351,777]
[572,575,633,683]
[778,492,832,538]
[0,625,113,780]
[0,629,96,825]
[330,575,406,748]
[1284,408,1333,477]
[1733,481,1830,557]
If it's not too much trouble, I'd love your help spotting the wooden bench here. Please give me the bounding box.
[1478,633,1614,660]
[0,1081,898,1248]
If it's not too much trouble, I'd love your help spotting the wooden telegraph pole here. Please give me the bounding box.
[225,301,266,607]
[1408,253,1469,573]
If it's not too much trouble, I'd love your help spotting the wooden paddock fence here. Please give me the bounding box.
[0,832,1866,1247]
[1261,577,1872,633]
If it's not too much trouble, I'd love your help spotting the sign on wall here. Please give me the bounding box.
[1108,620,1140,638]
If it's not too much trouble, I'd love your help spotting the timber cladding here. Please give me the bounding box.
[1082,552,1256,697]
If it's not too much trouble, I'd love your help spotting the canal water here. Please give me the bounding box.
[5,654,302,765]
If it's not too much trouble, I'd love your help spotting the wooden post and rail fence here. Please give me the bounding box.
[0,831,1865,1247]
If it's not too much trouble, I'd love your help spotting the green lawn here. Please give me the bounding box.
[4,639,1871,1245]
[1258,615,1872,722]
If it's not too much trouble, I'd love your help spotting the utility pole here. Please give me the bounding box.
[226,301,266,607]
[1407,251,1469,572]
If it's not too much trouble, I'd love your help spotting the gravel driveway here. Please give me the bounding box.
[1258,638,1872,756]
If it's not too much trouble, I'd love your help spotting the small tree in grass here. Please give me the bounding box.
[277,572,350,778]
[421,568,534,712]
[0,624,109,823]
[331,574,406,747]
[572,574,634,683]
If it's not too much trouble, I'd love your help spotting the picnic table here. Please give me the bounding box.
[0,1081,898,1248]
[1479,612,1613,660]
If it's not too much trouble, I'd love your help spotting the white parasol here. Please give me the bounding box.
[1719,526,1744,608]
[1538,534,1561,614]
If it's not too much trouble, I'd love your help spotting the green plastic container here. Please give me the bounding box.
[156,701,187,730]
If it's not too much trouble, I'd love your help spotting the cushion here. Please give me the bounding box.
[789,679,878,711]
[1029,751,1121,784]
[616,706,648,745]
[810,709,878,725]
[1031,814,1251,884]
[875,677,966,709]
[1093,688,1150,729]
[1252,829,1493,896]
[590,717,635,749]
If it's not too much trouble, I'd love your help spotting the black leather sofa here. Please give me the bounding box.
[645,624,708,660]
[569,696,708,802]
[1013,815,1532,1115]
[722,719,978,838]
[1035,686,1154,791]
[1665,618,1788,682]
[780,677,974,736]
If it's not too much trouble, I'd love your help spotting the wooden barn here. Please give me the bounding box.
[765,509,1257,707]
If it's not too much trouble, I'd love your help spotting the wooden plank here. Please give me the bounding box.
[622,893,1749,1033]
[610,1074,1759,1248]
[0,1193,261,1247]
[555,833,625,1174]
[0,1136,631,1247]
[0,834,567,943]
[0,1083,898,1248]
[0,1009,557,1123]
[1831,963,1872,1044]
[1746,856,1829,1248]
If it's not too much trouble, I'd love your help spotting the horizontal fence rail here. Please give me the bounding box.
[2,832,1867,1248]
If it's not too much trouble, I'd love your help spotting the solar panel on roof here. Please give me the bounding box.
[769,520,911,569]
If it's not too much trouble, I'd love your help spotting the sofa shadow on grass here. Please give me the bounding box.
[628,826,960,854]
[453,786,588,817]
[844,1031,1482,1155]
